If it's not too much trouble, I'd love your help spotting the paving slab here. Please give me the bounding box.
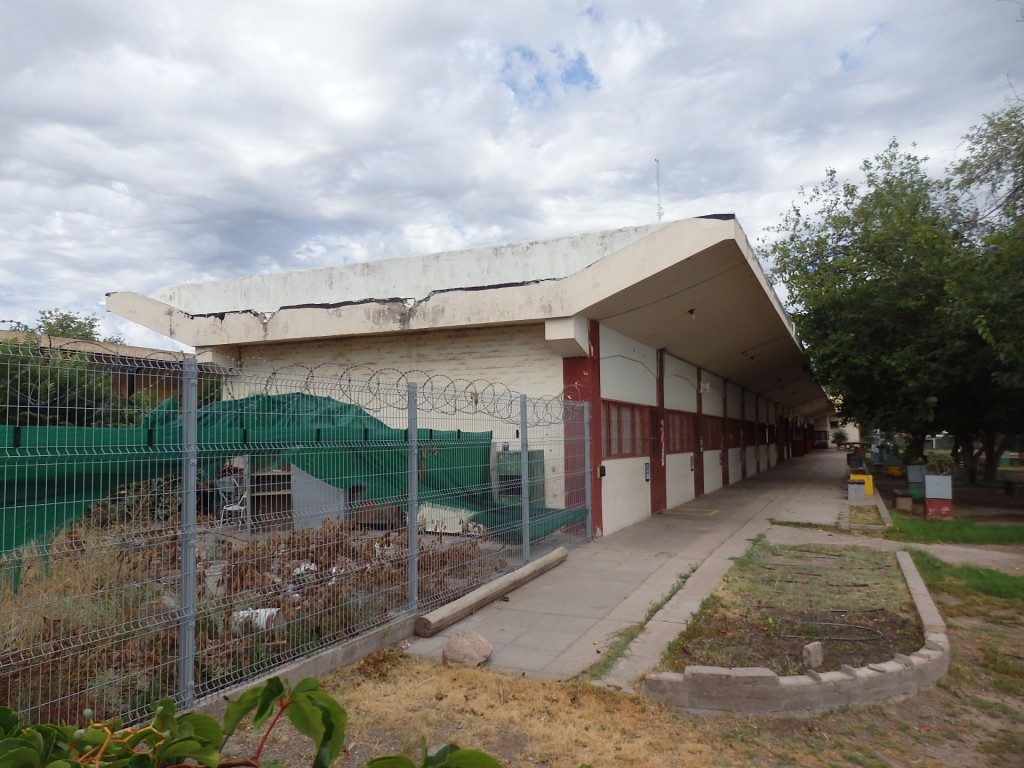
[406,450,849,679]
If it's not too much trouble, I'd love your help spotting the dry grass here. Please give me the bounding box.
[216,589,1024,768]
[222,615,1024,768]
[226,650,722,768]
[1,501,512,724]
[848,504,884,526]
[1,522,178,721]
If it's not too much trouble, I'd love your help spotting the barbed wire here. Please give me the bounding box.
[232,358,584,426]
[0,340,585,427]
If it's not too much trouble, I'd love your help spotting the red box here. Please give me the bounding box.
[924,499,953,519]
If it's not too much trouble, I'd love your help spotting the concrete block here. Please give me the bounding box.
[851,666,883,682]
[684,665,732,680]
[868,660,906,674]
[816,671,851,685]
[839,664,859,678]
[803,641,824,669]
[894,653,916,668]
[779,674,817,689]
[640,673,688,708]
[925,633,949,651]
[730,667,779,687]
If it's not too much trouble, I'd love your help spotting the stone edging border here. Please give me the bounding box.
[640,550,950,715]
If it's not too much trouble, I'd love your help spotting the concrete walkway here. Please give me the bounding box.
[407,450,850,682]
[406,449,1024,689]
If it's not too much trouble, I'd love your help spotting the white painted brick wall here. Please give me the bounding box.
[601,456,651,534]
[703,451,723,493]
[702,373,724,417]
[666,453,696,507]
[726,382,743,419]
[664,356,698,412]
[745,446,758,476]
[242,324,565,397]
[599,325,657,406]
[727,448,742,484]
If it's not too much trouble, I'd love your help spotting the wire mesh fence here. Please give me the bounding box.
[0,340,591,724]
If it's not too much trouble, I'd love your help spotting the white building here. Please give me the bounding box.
[108,215,831,535]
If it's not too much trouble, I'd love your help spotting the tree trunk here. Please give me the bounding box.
[982,432,1009,482]
[904,433,927,465]
[954,431,978,482]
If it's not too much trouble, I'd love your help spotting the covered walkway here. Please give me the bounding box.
[408,450,850,683]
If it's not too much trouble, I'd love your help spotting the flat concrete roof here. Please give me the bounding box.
[107,216,831,418]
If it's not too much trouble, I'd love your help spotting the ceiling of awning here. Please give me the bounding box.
[581,238,832,419]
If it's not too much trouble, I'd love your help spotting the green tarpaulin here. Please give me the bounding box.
[3,393,577,553]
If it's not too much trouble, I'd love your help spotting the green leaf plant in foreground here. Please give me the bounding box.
[365,738,505,768]
[0,676,514,768]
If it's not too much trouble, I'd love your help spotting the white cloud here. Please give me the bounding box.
[0,0,1021,345]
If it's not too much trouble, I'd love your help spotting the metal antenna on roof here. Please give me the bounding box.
[655,157,664,222]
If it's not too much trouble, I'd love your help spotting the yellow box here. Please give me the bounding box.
[886,465,904,478]
[848,473,874,496]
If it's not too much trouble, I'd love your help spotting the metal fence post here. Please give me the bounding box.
[520,394,530,562]
[407,382,419,613]
[177,358,198,710]
[583,402,593,540]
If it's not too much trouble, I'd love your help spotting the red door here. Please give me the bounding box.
[650,409,666,513]
[694,421,705,497]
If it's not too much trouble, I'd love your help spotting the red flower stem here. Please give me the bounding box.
[253,700,290,761]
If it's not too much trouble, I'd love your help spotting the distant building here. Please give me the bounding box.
[0,329,194,405]
[109,216,831,535]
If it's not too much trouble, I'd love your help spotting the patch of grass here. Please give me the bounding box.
[660,540,921,676]
[908,549,1024,600]
[982,729,1024,761]
[848,505,883,526]
[886,512,1024,545]
[767,518,886,540]
[981,647,1024,696]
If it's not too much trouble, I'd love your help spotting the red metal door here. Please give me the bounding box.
[649,408,666,513]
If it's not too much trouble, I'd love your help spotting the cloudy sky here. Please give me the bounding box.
[1,0,1021,348]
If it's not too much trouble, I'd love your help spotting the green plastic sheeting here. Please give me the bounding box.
[2,393,489,553]
[2,392,581,555]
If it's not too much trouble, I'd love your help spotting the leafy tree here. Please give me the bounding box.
[945,101,1024,476]
[764,140,969,460]
[765,113,1024,477]
[0,341,123,426]
[10,308,125,344]
[949,101,1024,388]
[2,309,132,426]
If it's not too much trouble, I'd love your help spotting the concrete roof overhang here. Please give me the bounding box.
[107,216,832,420]
[577,224,832,419]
